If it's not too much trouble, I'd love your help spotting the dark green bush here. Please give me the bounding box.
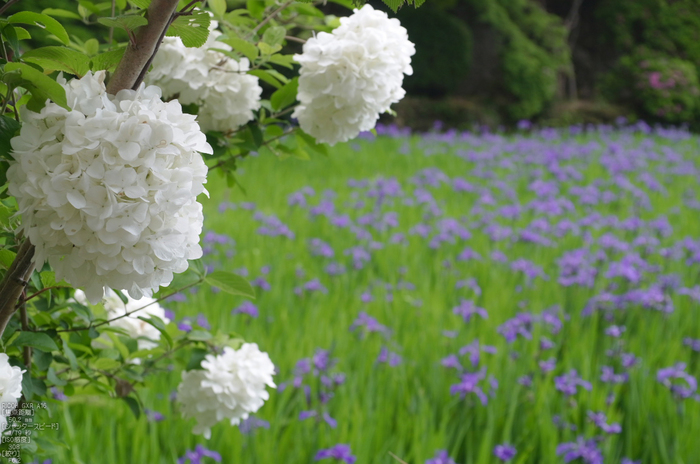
[602,50,700,124]
[397,5,473,98]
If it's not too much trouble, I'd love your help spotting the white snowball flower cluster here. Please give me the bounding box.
[8,71,212,304]
[177,343,276,438]
[74,289,170,351]
[0,354,25,431]
[146,22,262,133]
[293,4,415,145]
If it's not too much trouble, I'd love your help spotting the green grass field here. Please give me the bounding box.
[34,128,700,464]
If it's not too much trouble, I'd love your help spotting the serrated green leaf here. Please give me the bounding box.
[262,25,285,47]
[218,36,258,62]
[166,9,211,48]
[12,332,59,352]
[91,48,126,72]
[4,62,69,111]
[270,77,298,111]
[97,14,148,34]
[205,271,255,298]
[8,11,70,45]
[248,68,282,88]
[22,46,90,77]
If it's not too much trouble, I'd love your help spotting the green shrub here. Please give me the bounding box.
[397,5,473,98]
[603,51,700,124]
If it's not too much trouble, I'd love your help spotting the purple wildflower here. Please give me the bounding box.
[425,450,457,464]
[232,301,259,318]
[554,370,592,396]
[556,436,603,464]
[178,445,222,464]
[452,299,488,323]
[587,411,621,434]
[315,444,356,464]
[493,444,516,461]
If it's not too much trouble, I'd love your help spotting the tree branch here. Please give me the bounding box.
[106,0,180,93]
[0,238,35,337]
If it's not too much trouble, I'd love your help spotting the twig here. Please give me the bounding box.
[247,0,295,39]
[0,0,21,16]
[55,278,204,333]
[17,285,71,307]
[284,35,306,44]
[108,0,116,46]
[388,452,409,464]
[20,294,31,372]
[0,238,35,337]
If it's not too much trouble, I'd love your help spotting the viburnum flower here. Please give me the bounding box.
[8,71,212,304]
[74,289,170,350]
[177,343,276,438]
[0,354,25,430]
[293,4,415,145]
[146,22,262,133]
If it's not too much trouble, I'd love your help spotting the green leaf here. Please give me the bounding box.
[128,0,151,8]
[107,333,130,361]
[185,348,208,370]
[246,0,265,19]
[34,349,53,371]
[297,130,329,156]
[137,316,172,348]
[187,330,213,341]
[47,367,67,386]
[12,332,59,352]
[91,357,121,370]
[2,25,20,59]
[62,338,79,370]
[97,15,148,34]
[166,9,211,48]
[0,248,17,269]
[91,48,126,72]
[22,376,47,400]
[267,53,295,69]
[0,116,20,160]
[22,46,90,77]
[248,69,282,88]
[209,0,227,17]
[8,11,70,45]
[42,8,82,20]
[270,77,298,111]
[205,271,255,298]
[257,41,282,55]
[122,396,141,419]
[262,25,286,47]
[4,62,69,111]
[84,38,99,56]
[218,36,258,62]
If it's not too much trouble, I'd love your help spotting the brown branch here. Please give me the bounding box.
[0,0,21,16]
[106,0,180,94]
[284,35,306,44]
[0,238,35,337]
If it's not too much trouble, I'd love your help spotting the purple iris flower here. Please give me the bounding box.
[554,370,592,396]
[556,436,603,464]
[232,301,259,318]
[178,445,222,464]
[493,444,516,461]
[425,450,457,464]
[453,300,488,323]
[657,363,698,399]
[314,444,356,464]
[239,416,270,435]
[587,411,621,434]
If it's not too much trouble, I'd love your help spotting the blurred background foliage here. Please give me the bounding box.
[9,0,700,129]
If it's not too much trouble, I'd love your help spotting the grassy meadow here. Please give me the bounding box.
[37,125,700,464]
